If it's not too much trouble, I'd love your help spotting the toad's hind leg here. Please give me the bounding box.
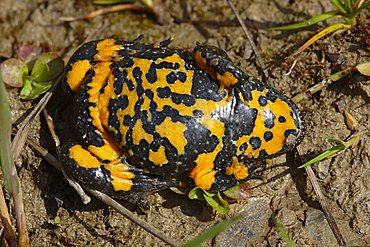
[61,141,180,208]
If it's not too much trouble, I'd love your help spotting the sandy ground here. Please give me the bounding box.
[1,0,369,246]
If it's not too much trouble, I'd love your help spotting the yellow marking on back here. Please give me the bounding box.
[236,89,298,158]
[132,119,153,145]
[69,145,101,169]
[99,72,117,130]
[67,60,91,92]
[189,118,225,190]
[156,117,187,155]
[94,39,123,62]
[87,62,113,135]
[188,148,219,190]
[149,146,168,165]
[141,94,152,121]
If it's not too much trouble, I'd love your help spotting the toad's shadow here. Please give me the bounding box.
[159,189,213,221]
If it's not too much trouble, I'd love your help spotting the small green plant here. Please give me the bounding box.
[271,0,370,55]
[0,48,64,100]
[188,187,230,214]
[299,134,361,169]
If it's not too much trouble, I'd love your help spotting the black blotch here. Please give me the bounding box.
[291,110,302,129]
[116,56,134,68]
[134,48,177,60]
[146,63,157,83]
[166,71,177,84]
[264,131,273,142]
[253,81,266,92]
[278,116,286,123]
[67,40,99,65]
[144,89,154,99]
[284,129,298,138]
[264,110,275,129]
[133,67,144,96]
[157,87,171,98]
[157,61,180,70]
[132,139,150,163]
[249,137,261,150]
[192,110,204,118]
[107,96,128,143]
[265,88,278,102]
[239,142,248,153]
[166,71,187,84]
[171,93,195,106]
[114,68,135,91]
[258,149,268,158]
[123,115,132,126]
[177,71,187,82]
[258,96,267,106]
[190,71,226,101]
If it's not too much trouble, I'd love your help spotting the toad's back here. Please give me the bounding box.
[63,37,304,199]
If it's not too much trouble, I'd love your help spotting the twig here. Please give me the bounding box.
[25,136,180,247]
[60,4,155,22]
[292,65,356,103]
[296,147,346,246]
[226,0,269,81]
[42,110,91,204]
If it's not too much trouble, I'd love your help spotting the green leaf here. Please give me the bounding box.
[356,62,370,76]
[271,213,296,247]
[270,11,339,30]
[182,215,241,247]
[299,143,345,169]
[298,136,360,169]
[29,53,64,82]
[20,79,52,100]
[344,0,353,13]
[188,188,230,214]
[222,185,241,200]
[204,192,230,214]
[0,58,28,88]
[188,187,205,200]
[331,0,349,15]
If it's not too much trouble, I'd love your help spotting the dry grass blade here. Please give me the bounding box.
[296,147,346,246]
[0,78,29,246]
[293,23,351,57]
[60,4,154,22]
[0,186,17,247]
[226,0,269,82]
